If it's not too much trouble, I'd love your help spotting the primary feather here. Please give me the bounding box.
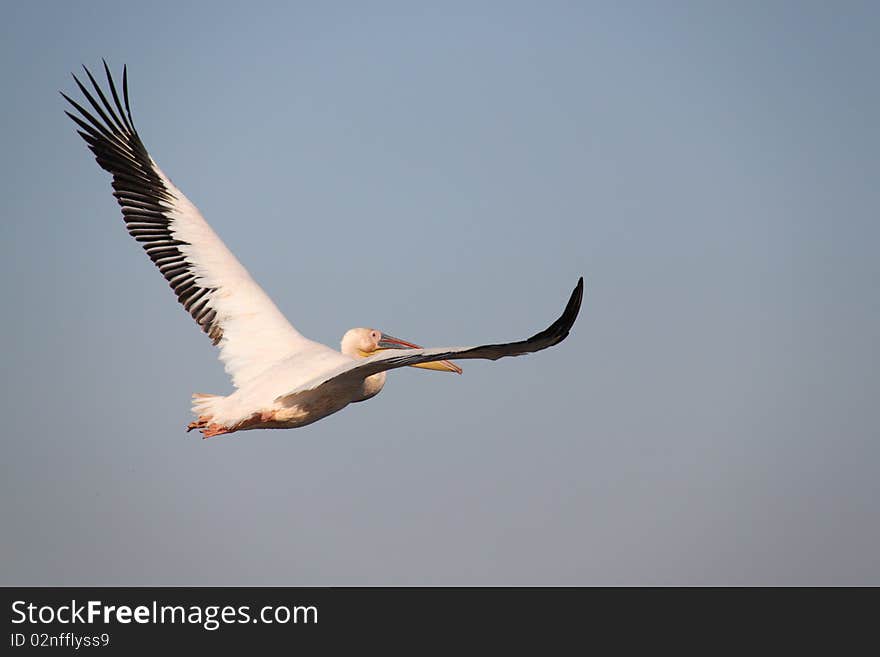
[63,61,327,389]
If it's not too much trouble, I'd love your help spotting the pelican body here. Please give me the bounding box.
[191,330,462,436]
[63,62,583,438]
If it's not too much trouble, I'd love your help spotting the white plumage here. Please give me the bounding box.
[155,160,323,389]
[64,62,583,438]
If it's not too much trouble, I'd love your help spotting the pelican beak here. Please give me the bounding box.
[375,334,463,374]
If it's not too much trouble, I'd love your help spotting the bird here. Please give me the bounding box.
[62,62,584,438]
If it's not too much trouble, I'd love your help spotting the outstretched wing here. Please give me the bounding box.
[63,62,321,388]
[276,277,584,404]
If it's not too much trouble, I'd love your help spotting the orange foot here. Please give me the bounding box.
[202,424,234,438]
[189,411,271,438]
[186,416,210,433]
[202,423,231,439]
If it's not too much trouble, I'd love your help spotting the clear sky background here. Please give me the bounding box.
[2,1,878,585]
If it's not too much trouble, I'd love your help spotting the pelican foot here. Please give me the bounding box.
[202,423,231,439]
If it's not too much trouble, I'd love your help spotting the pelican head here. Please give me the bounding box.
[340,328,462,373]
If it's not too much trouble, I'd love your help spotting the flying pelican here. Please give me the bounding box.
[62,62,584,438]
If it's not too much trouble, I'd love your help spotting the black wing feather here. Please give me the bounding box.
[370,276,584,370]
[63,64,223,344]
[278,277,584,404]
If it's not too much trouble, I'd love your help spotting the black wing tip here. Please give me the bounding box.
[574,276,584,301]
[558,275,585,337]
[63,60,134,128]
[526,275,584,347]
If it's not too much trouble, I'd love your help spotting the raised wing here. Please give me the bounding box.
[276,277,584,404]
[63,62,319,388]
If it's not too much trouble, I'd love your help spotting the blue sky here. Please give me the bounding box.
[1,1,878,584]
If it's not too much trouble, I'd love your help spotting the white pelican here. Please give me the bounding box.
[63,62,583,438]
